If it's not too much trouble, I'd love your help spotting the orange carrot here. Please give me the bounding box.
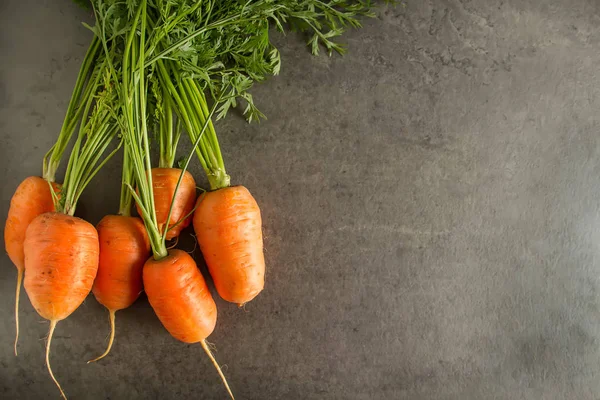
[136,168,196,240]
[24,212,99,399]
[4,176,60,355]
[143,249,233,399]
[193,186,265,305]
[89,215,150,362]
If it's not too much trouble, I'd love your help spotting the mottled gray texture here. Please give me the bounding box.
[2,0,600,399]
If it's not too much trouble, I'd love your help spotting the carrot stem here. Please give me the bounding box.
[157,88,177,169]
[88,309,116,363]
[118,147,134,217]
[46,320,66,400]
[14,269,23,356]
[43,36,101,182]
[201,340,235,400]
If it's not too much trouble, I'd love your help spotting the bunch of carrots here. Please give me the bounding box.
[4,0,387,398]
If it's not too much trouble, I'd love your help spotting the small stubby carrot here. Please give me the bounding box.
[136,168,196,240]
[144,249,234,399]
[24,212,99,399]
[193,186,265,306]
[89,215,150,362]
[4,176,60,355]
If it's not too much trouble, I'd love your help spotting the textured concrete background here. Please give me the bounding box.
[2,0,600,399]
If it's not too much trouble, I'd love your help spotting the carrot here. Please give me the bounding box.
[88,145,150,362]
[144,249,232,398]
[143,249,216,341]
[193,186,265,305]
[89,214,150,362]
[24,212,100,399]
[4,177,60,355]
[136,168,196,240]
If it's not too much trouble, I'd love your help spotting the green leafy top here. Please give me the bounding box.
[58,61,122,216]
[43,37,101,182]
[82,0,385,241]
[91,0,384,122]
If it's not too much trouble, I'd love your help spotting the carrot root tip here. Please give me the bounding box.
[46,320,67,400]
[14,269,23,356]
[201,339,235,400]
[88,309,116,363]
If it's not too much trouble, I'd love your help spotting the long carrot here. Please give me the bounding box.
[193,186,265,305]
[89,146,150,362]
[4,37,101,356]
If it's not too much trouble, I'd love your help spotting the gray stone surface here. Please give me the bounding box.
[2,0,600,399]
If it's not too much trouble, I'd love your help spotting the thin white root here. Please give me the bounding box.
[187,233,198,254]
[201,339,234,400]
[167,236,180,250]
[88,309,116,363]
[14,269,23,356]
[46,320,67,400]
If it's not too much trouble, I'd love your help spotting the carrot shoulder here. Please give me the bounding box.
[137,168,196,240]
[5,177,58,271]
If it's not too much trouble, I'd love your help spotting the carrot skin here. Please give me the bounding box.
[136,168,196,240]
[144,250,234,398]
[88,215,149,362]
[24,212,99,321]
[93,215,150,310]
[193,186,265,305]
[143,249,216,343]
[5,176,59,271]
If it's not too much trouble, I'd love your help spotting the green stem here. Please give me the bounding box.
[187,79,224,169]
[175,70,229,190]
[156,60,209,173]
[120,0,167,260]
[59,60,107,213]
[61,98,120,216]
[118,146,134,217]
[139,6,168,259]
[43,37,100,182]
[155,55,228,190]
[158,90,175,168]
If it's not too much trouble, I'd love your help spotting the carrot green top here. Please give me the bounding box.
[56,55,121,216]
[43,37,101,183]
